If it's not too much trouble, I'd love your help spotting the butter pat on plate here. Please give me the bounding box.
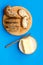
[19,36,37,54]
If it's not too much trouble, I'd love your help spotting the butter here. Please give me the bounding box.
[19,36,37,54]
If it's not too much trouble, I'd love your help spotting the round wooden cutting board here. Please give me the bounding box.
[3,6,32,35]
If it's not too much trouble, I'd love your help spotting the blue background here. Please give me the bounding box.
[0,0,43,65]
